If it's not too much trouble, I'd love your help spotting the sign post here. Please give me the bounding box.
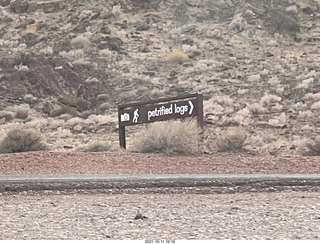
[118,93,203,149]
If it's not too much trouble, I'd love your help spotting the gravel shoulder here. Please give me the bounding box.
[1,191,320,240]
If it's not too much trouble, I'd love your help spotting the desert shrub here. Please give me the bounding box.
[15,52,31,65]
[216,129,247,152]
[49,106,75,117]
[99,102,110,113]
[23,94,38,103]
[59,95,91,112]
[229,13,247,32]
[267,10,300,34]
[80,110,96,119]
[300,137,320,156]
[166,50,188,64]
[5,104,30,119]
[259,94,281,107]
[76,142,112,152]
[71,35,91,49]
[174,3,189,23]
[246,102,267,114]
[0,128,48,153]
[0,111,15,121]
[134,120,200,154]
[59,49,85,61]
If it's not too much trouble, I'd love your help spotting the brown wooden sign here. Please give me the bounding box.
[118,93,203,149]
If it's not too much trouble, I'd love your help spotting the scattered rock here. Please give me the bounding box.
[265,52,274,57]
[10,0,29,13]
[90,10,100,20]
[134,210,147,220]
[142,71,155,77]
[106,36,123,52]
[21,33,41,47]
[0,0,10,7]
[188,50,201,59]
[73,21,91,33]
[186,0,203,7]
[97,94,109,101]
[136,24,150,31]
[38,1,65,13]
[181,37,194,45]
[139,46,150,53]
[247,74,261,82]
[100,23,111,34]
[85,77,100,85]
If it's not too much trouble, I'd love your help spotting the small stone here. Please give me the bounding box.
[136,25,150,31]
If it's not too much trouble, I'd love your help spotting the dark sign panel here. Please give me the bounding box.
[118,94,203,149]
[119,98,198,126]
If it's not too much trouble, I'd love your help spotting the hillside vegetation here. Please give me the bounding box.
[1,0,320,154]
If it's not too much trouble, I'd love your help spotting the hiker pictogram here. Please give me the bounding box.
[133,108,139,123]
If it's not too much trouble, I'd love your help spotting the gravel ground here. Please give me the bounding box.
[1,190,320,240]
[1,151,320,175]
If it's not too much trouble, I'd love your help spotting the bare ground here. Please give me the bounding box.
[0,151,319,175]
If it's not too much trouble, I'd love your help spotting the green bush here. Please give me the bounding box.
[134,120,200,154]
[0,128,48,153]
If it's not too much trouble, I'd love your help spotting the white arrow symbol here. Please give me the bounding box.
[188,100,194,114]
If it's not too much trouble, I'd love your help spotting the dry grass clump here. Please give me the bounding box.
[134,120,200,154]
[166,50,188,64]
[76,141,113,152]
[216,128,247,152]
[0,127,48,153]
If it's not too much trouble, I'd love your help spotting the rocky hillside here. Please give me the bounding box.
[1,0,320,153]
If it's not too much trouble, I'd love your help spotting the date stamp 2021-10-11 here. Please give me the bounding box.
[145,240,176,244]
